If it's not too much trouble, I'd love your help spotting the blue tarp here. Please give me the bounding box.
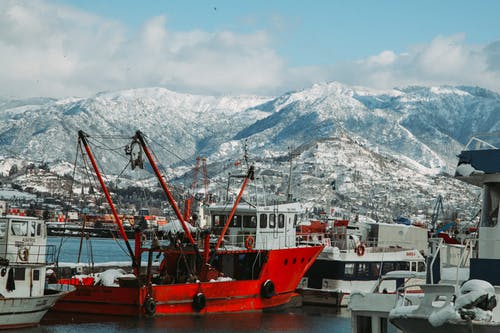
[395,217,411,225]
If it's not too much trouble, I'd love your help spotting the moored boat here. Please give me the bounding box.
[50,130,323,316]
[297,219,427,306]
[0,215,74,329]
[389,135,500,332]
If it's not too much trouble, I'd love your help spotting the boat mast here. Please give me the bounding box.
[286,146,297,203]
[133,131,197,246]
[213,165,254,252]
[77,130,137,269]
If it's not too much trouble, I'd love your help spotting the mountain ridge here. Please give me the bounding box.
[1,81,498,221]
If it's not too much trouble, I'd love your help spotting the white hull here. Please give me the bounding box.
[299,244,426,307]
[0,285,73,329]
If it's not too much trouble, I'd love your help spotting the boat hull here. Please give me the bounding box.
[0,285,74,330]
[298,288,343,307]
[52,246,322,316]
[391,317,500,333]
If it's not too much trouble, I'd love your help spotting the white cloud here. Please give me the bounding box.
[0,0,286,98]
[365,50,397,66]
[317,34,500,92]
[1,1,500,98]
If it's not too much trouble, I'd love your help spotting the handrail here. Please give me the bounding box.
[464,134,500,150]
[428,237,443,284]
[455,237,476,287]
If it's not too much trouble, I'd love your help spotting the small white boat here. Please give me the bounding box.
[389,135,500,332]
[389,281,500,333]
[349,270,426,333]
[0,215,74,329]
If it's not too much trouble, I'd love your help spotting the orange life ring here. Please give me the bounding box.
[356,244,365,256]
[245,236,255,250]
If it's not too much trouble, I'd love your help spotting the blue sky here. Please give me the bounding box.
[63,0,500,65]
[1,0,500,98]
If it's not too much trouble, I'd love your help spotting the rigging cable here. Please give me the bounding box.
[55,139,81,267]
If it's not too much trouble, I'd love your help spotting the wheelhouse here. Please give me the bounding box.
[208,202,302,250]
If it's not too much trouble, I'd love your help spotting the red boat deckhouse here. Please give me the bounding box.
[52,130,323,316]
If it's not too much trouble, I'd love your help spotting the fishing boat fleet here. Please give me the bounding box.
[1,130,499,333]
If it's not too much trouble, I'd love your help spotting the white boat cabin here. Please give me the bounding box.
[207,202,301,250]
[0,215,53,298]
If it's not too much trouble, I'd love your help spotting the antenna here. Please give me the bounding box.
[243,139,249,168]
[286,146,299,202]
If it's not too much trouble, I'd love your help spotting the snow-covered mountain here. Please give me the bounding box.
[1,82,498,221]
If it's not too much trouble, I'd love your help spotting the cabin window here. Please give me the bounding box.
[356,263,370,278]
[14,268,26,280]
[36,223,42,236]
[481,183,500,228]
[30,221,36,237]
[269,214,276,228]
[411,262,416,271]
[382,262,395,275]
[398,262,410,271]
[294,214,298,227]
[278,214,285,228]
[418,262,426,272]
[231,215,241,227]
[0,219,6,239]
[371,263,381,277]
[33,269,40,281]
[243,215,257,228]
[382,262,410,275]
[344,263,354,277]
[259,214,267,228]
[11,221,28,236]
[212,215,226,233]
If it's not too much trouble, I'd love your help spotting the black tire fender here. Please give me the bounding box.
[193,292,206,311]
[144,296,156,316]
[261,279,275,298]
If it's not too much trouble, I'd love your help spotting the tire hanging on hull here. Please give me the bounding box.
[261,279,275,298]
[193,292,206,311]
[144,296,156,317]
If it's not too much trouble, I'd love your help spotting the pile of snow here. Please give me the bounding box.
[93,269,136,287]
[390,279,497,327]
[455,163,485,177]
[209,276,233,282]
[428,303,461,326]
[158,220,197,234]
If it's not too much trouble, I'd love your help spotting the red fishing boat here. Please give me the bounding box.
[52,130,323,316]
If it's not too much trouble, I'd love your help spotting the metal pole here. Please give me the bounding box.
[78,130,137,269]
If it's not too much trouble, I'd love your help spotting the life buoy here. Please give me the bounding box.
[356,244,365,256]
[245,236,255,250]
[261,279,275,299]
[144,296,156,317]
[18,247,29,261]
[192,292,206,311]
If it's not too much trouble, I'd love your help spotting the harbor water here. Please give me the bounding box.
[42,237,352,332]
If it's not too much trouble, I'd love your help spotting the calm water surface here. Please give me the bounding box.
[43,237,352,332]
[34,306,351,333]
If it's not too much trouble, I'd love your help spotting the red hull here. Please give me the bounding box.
[52,246,322,316]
